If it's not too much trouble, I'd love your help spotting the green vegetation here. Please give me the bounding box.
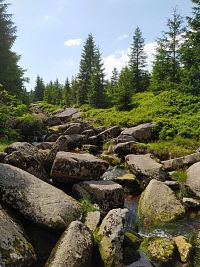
[0,139,13,152]
[171,170,188,183]
[80,198,98,216]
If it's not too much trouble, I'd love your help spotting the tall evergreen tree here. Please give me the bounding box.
[77,33,95,105]
[0,0,25,96]
[181,0,200,94]
[151,9,185,91]
[63,78,71,106]
[87,47,105,107]
[129,27,148,92]
[33,75,45,102]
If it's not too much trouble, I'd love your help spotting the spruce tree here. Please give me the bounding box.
[33,75,45,102]
[129,27,148,92]
[181,0,200,94]
[87,47,105,108]
[63,78,71,106]
[0,0,25,96]
[77,33,95,105]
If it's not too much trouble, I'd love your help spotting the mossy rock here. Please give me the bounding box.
[140,237,176,266]
[99,236,114,267]
[123,246,140,264]
[123,231,142,249]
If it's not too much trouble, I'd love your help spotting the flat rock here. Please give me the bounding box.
[138,179,185,226]
[0,164,82,230]
[0,204,36,267]
[126,154,168,183]
[162,152,200,171]
[186,162,200,198]
[45,221,93,267]
[73,180,124,215]
[120,123,156,142]
[51,152,109,183]
[55,108,79,122]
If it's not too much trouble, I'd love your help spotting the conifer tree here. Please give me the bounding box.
[77,33,95,105]
[0,0,25,96]
[129,27,148,92]
[63,78,71,106]
[33,75,45,102]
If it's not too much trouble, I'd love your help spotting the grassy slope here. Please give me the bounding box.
[81,90,200,158]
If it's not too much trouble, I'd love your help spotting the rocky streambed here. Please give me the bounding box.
[1,107,200,266]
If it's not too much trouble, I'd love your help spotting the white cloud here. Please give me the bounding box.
[118,34,128,40]
[64,38,82,47]
[103,41,157,78]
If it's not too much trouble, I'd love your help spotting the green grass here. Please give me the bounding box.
[0,139,13,152]
[171,170,187,183]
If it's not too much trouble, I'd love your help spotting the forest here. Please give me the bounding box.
[0,0,199,148]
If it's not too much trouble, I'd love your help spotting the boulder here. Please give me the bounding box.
[0,204,36,267]
[63,123,82,135]
[82,129,96,138]
[120,122,156,142]
[0,164,82,230]
[51,152,109,183]
[138,179,185,226]
[84,210,101,232]
[45,221,93,267]
[186,162,200,198]
[55,108,79,122]
[173,236,192,263]
[140,237,175,266]
[116,134,136,143]
[73,180,124,215]
[126,154,168,184]
[88,135,98,145]
[97,126,121,143]
[98,208,129,267]
[82,144,99,154]
[35,142,54,150]
[162,152,200,171]
[114,141,147,156]
[182,197,200,209]
[72,111,82,120]
[3,151,49,181]
[46,134,60,142]
[115,173,141,194]
[44,116,62,127]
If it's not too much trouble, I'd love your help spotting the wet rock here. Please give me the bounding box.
[115,173,141,194]
[45,221,93,267]
[0,204,36,267]
[138,179,185,226]
[0,164,82,230]
[3,151,49,181]
[0,152,7,162]
[173,236,192,263]
[73,180,124,215]
[97,126,121,143]
[98,208,129,267]
[84,211,101,231]
[186,162,200,198]
[120,122,156,142]
[126,154,168,184]
[51,152,109,183]
[55,108,79,123]
[162,152,200,171]
[140,237,176,266]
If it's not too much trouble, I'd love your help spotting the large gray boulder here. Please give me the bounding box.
[138,179,185,226]
[0,204,36,267]
[98,208,129,267]
[44,116,62,127]
[162,152,200,171]
[97,126,121,143]
[63,123,82,135]
[0,164,82,230]
[3,151,49,181]
[185,162,200,198]
[114,141,147,156]
[125,154,168,184]
[73,180,124,215]
[55,108,79,122]
[51,152,109,183]
[120,122,156,142]
[45,221,93,267]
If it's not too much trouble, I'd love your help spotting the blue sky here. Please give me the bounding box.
[9,0,192,91]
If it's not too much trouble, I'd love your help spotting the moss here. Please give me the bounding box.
[140,237,175,264]
[99,154,122,166]
[80,198,98,217]
[99,236,114,267]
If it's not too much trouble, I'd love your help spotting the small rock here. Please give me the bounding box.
[182,197,200,209]
[186,162,200,198]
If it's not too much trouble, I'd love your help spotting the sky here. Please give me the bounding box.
[8,0,192,91]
